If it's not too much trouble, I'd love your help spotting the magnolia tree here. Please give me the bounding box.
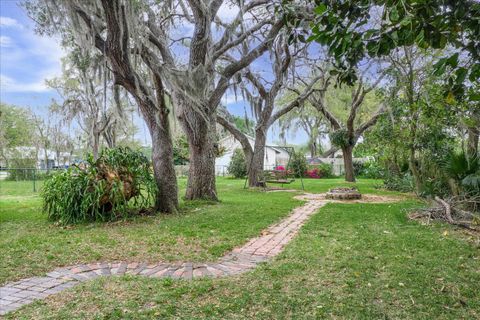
[27,0,287,208]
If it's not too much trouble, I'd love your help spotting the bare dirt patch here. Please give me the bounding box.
[295,193,404,203]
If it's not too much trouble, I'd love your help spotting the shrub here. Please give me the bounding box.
[382,174,414,192]
[227,148,247,178]
[356,161,385,179]
[353,161,365,176]
[288,151,308,178]
[42,147,156,224]
[306,163,334,178]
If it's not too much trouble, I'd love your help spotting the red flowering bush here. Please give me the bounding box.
[305,163,334,179]
[306,168,322,178]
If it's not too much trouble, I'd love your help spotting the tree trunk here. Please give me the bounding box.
[56,150,60,167]
[467,127,479,160]
[408,112,422,194]
[248,128,267,187]
[175,94,218,201]
[149,122,179,213]
[44,151,50,173]
[310,140,316,158]
[133,76,179,213]
[185,127,218,200]
[409,149,422,194]
[92,132,100,160]
[342,145,355,182]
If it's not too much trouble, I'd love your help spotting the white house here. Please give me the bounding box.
[215,134,290,175]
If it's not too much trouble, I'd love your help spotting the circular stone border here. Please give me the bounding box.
[325,187,362,200]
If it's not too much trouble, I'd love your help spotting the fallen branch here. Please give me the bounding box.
[409,195,480,232]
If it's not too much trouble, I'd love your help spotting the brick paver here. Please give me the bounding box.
[1,193,382,315]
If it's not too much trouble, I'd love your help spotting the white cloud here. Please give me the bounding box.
[0,73,50,92]
[217,3,239,22]
[0,16,23,28]
[0,17,65,93]
[222,94,245,105]
[0,35,13,47]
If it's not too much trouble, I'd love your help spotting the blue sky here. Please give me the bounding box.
[0,1,307,146]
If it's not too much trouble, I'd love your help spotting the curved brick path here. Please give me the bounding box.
[0,193,399,315]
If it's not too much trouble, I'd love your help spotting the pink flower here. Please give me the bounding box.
[275,165,285,171]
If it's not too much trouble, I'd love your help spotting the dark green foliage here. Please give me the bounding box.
[42,147,156,224]
[173,135,189,165]
[383,174,414,193]
[355,161,384,179]
[439,151,480,195]
[330,129,351,148]
[227,148,247,178]
[462,174,480,192]
[282,0,480,100]
[317,163,334,178]
[441,151,478,181]
[288,150,308,178]
[232,115,255,136]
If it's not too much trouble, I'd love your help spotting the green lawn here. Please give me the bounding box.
[0,177,305,284]
[2,178,480,319]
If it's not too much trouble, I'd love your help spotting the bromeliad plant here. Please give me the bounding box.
[42,147,156,224]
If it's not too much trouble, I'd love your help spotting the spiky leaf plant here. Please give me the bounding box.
[42,147,156,224]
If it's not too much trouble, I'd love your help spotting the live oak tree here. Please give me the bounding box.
[28,0,285,203]
[217,38,321,187]
[27,0,179,212]
[308,66,386,182]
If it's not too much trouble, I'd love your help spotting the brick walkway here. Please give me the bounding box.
[1,193,367,315]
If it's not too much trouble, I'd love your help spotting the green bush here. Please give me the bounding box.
[42,147,156,224]
[306,163,334,178]
[288,150,308,178]
[227,148,247,178]
[355,161,385,179]
[382,174,414,192]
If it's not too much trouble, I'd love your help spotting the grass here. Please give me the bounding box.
[0,177,308,284]
[2,177,480,319]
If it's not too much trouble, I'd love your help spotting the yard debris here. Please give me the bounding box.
[409,195,480,232]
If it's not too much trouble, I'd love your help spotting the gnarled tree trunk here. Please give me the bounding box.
[149,121,178,213]
[184,116,218,201]
[177,95,218,200]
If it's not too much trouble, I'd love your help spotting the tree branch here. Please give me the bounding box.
[269,74,323,126]
[217,114,253,157]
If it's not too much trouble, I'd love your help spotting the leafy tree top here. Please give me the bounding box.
[281,0,480,100]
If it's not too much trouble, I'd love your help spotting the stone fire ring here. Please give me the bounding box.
[325,187,362,200]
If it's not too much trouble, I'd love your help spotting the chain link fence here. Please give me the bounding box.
[0,166,231,194]
[0,168,67,193]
